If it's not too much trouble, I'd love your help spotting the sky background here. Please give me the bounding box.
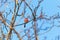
[0,0,60,40]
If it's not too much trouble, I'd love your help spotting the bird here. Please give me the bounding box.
[24,18,29,28]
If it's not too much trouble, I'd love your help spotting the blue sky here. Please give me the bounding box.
[0,0,60,40]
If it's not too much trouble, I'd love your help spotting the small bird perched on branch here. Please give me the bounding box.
[24,18,29,28]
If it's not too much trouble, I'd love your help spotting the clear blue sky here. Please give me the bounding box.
[0,0,60,40]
